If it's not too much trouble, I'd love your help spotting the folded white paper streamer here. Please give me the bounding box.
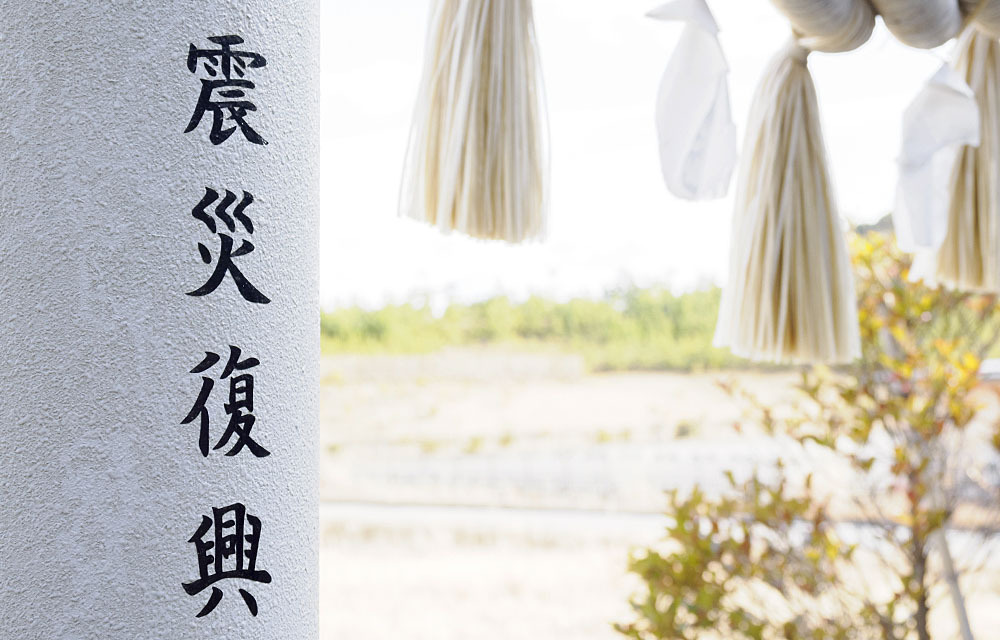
[894,63,980,253]
[648,0,736,201]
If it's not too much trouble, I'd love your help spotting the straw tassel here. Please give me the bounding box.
[714,40,860,364]
[400,0,548,243]
[934,27,1000,292]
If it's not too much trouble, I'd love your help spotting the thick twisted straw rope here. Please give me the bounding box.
[975,0,1000,36]
[870,0,965,48]
[773,0,977,50]
[770,0,875,52]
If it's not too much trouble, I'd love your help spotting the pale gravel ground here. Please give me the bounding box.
[316,504,1000,640]
[316,501,663,640]
[320,533,637,640]
[316,350,1000,639]
[319,348,798,446]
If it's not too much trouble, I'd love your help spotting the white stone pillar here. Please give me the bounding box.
[0,2,319,638]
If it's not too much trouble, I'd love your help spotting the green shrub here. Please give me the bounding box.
[319,287,742,371]
[616,233,1000,639]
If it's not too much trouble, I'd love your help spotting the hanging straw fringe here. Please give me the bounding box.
[715,40,860,364]
[933,27,1000,292]
[399,0,548,243]
[713,0,870,363]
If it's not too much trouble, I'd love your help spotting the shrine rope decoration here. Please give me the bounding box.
[656,0,1000,364]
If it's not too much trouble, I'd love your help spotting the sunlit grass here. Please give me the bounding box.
[320,288,742,372]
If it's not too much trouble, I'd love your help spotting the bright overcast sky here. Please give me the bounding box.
[320,0,948,310]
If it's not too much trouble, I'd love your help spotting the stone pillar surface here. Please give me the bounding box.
[0,2,319,637]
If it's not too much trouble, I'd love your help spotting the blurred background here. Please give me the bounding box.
[318,2,1000,638]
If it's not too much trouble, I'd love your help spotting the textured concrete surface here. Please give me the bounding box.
[0,2,319,638]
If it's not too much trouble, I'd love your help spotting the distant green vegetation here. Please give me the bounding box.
[320,287,743,371]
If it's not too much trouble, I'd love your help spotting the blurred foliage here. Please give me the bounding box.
[321,287,740,371]
[617,233,1000,639]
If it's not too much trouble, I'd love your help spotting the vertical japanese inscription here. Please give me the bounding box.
[182,503,273,617]
[185,35,268,145]
[180,34,274,620]
[187,187,270,304]
[182,345,270,458]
